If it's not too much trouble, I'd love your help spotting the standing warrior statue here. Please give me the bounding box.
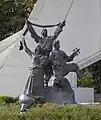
[21,36,49,94]
[20,36,49,112]
[26,20,66,87]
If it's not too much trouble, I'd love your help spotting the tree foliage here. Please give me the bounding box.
[0,0,36,41]
[78,60,101,93]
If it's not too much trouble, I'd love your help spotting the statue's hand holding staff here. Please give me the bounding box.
[72,47,80,57]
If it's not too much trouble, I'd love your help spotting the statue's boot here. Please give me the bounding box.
[44,77,50,87]
[76,70,85,79]
[44,79,49,87]
[45,83,49,87]
[20,104,27,113]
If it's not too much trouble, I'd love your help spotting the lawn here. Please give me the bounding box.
[0,103,101,120]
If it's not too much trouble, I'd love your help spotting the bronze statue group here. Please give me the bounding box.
[19,20,84,113]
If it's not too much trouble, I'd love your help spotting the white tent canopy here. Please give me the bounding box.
[0,0,100,96]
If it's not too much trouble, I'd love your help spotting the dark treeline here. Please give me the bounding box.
[78,60,101,93]
[0,0,36,41]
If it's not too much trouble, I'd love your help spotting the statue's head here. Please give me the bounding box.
[35,45,41,54]
[41,29,47,37]
[53,40,60,49]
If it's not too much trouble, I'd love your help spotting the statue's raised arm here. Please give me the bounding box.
[52,20,66,41]
[21,36,34,58]
[27,20,42,44]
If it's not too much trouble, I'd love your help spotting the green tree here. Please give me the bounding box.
[0,0,36,41]
[78,60,101,93]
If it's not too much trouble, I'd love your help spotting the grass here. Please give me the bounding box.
[0,103,101,120]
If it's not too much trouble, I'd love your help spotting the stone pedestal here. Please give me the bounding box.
[48,91,76,104]
[74,87,94,103]
[44,78,76,104]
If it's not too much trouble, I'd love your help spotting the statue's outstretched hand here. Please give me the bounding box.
[26,20,31,26]
[72,47,80,57]
[21,36,25,42]
[19,41,23,50]
[19,36,25,50]
[59,20,66,28]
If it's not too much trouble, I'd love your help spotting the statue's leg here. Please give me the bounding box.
[19,67,45,113]
[41,58,53,87]
[63,63,85,79]
[44,75,51,87]
[19,69,35,113]
[52,75,65,91]
[44,65,53,87]
[23,70,33,95]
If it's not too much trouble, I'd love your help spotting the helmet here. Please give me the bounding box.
[53,40,60,47]
[41,29,47,37]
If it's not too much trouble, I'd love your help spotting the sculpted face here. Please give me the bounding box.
[35,45,41,55]
[41,29,47,37]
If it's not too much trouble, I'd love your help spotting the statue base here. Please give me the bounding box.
[19,78,76,113]
[45,90,76,104]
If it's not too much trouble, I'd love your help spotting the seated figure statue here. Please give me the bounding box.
[49,40,85,89]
